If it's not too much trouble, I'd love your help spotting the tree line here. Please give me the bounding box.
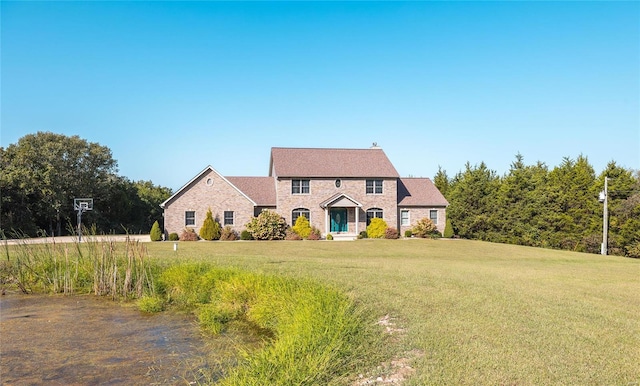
[1,132,172,237]
[434,154,640,257]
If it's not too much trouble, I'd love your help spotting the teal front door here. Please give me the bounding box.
[330,208,348,232]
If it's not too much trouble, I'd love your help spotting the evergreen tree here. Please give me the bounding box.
[433,166,450,198]
[199,209,220,240]
[150,220,162,241]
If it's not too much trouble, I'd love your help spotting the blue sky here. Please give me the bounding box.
[2,1,638,191]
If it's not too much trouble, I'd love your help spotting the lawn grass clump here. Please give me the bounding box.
[154,262,380,385]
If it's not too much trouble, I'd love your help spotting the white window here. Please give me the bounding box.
[292,208,310,226]
[366,179,383,194]
[224,211,234,226]
[366,208,383,225]
[185,211,195,226]
[401,210,410,226]
[292,179,310,194]
[430,210,438,224]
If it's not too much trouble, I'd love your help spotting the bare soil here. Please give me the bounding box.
[0,292,214,385]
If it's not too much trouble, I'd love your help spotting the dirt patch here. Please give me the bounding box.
[0,293,214,385]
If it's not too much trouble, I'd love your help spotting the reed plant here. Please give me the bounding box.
[1,230,155,299]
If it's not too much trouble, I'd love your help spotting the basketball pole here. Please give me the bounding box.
[77,206,84,242]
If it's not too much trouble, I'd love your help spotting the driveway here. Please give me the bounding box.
[2,234,151,245]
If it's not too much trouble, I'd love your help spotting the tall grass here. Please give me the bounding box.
[1,235,155,299]
[153,262,383,385]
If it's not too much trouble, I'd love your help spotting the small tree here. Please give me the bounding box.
[366,218,388,239]
[292,215,312,239]
[412,218,438,238]
[200,208,221,240]
[245,209,288,240]
[443,218,454,238]
[150,220,162,241]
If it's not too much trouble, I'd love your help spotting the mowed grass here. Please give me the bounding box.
[149,239,639,385]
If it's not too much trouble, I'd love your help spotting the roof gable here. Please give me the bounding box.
[269,147,400,178]
[160,166,257,208]
[397,178,449,207]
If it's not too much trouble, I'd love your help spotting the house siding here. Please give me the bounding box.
[163,170,255,237]
[398,206,447,235]
[275,177,398,235]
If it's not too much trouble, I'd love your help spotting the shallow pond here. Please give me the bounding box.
[0,293,232,385]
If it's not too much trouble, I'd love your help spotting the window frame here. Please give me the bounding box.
[400,209,410,226]
[224,211,234,226]
[429,209,438,225]
[185,211,196,227]
[292,208,310,226]
[292,179,310,194]
[366,179,383,194]
[366,208,384,225]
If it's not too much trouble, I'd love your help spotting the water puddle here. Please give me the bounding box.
[0,293,220,385]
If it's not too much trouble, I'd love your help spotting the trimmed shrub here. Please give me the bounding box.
[307,227,321,240]
[366,218,388,239]
[180,228,199,241]
[240,230,253,241]
[292,215,312,239]
[150,220,162,241]
[285,229,302,240]
[404,230,413,238]
[385,227,399,239]
[200,208,221,241]
[358,231,368,239]
[245,209,288,240]
[220,226,238,241]
[326,234,333,240]
[168,232,179,241]
[443,218,454,238]
[412,218,438,238]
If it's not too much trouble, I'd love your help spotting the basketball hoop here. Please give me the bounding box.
[74,198,93,241]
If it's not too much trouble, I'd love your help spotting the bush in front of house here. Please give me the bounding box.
[366,218,388,239]
[245,209,288,240]
[292,215,312,239]
[200,208,221,240]
[180,228,199,241]
[240,230,253,240]
[326,234,334,240]
[168,232,179,241]
[220,226,238,241]
[358,231,368,239]
[150,220,162,241]
[307,227,321,240]
[412,217,438,238]
[385,227,399,239]
[404,230,413,238]
[285,229,302,240]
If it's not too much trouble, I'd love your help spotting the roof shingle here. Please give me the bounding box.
[269,147,399,178]
[398,178,449,206]
[226,176,276,206]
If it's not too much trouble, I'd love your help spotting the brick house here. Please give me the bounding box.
[160,146,448,239]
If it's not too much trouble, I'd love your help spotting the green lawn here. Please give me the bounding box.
[146,239,639,385]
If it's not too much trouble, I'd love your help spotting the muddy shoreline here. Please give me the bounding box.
[0,293,214,385]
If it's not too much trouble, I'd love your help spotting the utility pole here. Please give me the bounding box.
[601,176,608,256]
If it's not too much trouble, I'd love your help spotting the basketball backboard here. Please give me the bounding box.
[74,198,93,211]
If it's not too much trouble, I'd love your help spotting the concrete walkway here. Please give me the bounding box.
[2,234,151,245]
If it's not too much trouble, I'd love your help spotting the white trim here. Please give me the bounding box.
[319,193,363,209]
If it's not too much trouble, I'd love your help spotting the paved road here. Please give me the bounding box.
[2,234,151,245]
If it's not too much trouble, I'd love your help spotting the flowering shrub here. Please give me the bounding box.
[307,227,322,240]
[245,210,288,240]
[220,226,238,241]
[285,229,302,240]
[412,218,438,238]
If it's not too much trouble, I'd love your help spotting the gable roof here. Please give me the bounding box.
[226,177,276,206]
[269,147,400,178]
[397,178,449,207]
[319,193,363,208]
[160,166,258,208]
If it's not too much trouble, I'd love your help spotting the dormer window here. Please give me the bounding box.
[292,179,310,194]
